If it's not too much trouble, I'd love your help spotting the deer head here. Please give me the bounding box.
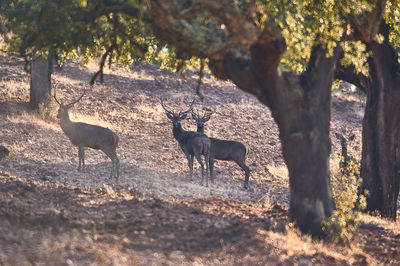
[335,131,355,152]
[53,85,86,120]
[160,99,194,127]
[192,109,213,131]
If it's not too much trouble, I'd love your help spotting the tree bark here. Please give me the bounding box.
[210,43,340,236]
[253,45,339,236]
[361,31,400,219]
[335,23,400,220]
[29,53,52,109]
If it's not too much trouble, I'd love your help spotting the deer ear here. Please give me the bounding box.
[349,134,355,141]
[204,113,212,122]
[166,113,174,120]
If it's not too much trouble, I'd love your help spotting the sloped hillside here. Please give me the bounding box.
[1,54,399,265]
[0,54,288,205]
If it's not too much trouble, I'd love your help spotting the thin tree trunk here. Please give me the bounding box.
[336,23,400,220]
[29,53,53,109]
[361,36,400,219]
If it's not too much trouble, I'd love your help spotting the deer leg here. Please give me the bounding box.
[209,156,214,184]
[115,156,120,180]
[195,153,206,186]
[104,149,119,180]
[110,155,120,180]
[78,146,85,172]
[82,147,86,172]
[185,153,194,180]
[204,152,210,184]
[210,157,214,182]
[236,160,250,189]
[109,157,116,180]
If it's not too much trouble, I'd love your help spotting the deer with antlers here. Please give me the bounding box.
[54,87,120,180]
[335,130,358,175]
[192,109,250,189]
[161,99,211,186]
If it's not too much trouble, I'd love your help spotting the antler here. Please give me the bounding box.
[203,110,213,120]
[53,82,86,107]
[53,82,62,105]
[65,88,86,108]
[192,108,199,119]
[160,98,175,115]
[192,107,213,120]
[180,100,195,116]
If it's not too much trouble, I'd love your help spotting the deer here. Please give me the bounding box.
[161,99,211,186]
[335,131,358,176]
[53,87,120,180]
[192,109,250,189]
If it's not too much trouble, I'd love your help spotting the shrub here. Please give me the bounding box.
[322,156,368,244]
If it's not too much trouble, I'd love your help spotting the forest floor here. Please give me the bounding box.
[0,54,399,265]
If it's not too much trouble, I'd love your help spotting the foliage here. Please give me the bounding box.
[0,0,182,80]
[255,0,378,74]
[2,0,395,78]
[385,0,400,56]
[339,40,371,76]
[323,156,367,244]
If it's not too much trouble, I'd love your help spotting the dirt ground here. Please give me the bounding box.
[0,54,399,265]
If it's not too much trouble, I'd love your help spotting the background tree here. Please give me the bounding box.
[335,0,400,219]
[29,52,52,109]
[0,0,392,235]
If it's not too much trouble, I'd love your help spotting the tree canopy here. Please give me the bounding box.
[3,0,397,78]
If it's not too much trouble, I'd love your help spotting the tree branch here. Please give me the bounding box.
[301,44,342,93]
[334,62,368,92]
[148,0,265,61]
[348,0,387,42]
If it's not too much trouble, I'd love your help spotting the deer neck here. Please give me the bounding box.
[60,111,74,135]
[341,144,348,160]
[172,123,187,142]
[197,124,204,133]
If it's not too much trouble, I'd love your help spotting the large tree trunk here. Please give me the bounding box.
[210,43,340,236]
[264,46,339,236]
[29,53,52,109]
[361,28,400,219]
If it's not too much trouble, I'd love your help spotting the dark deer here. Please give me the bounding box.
[192,109,250,189]
[335,131,357,175]
[161,99,211,186]
[54,88,120,180]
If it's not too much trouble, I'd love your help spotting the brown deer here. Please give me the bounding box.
[192,109,250,189]
[54,87,120,180]
[161,99,211,186]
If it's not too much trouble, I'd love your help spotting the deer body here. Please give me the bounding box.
[335,132,357,175]
[55,89,120,180]
[162,100,211,186]
[194,113,250,189]
[173,123,211,185]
